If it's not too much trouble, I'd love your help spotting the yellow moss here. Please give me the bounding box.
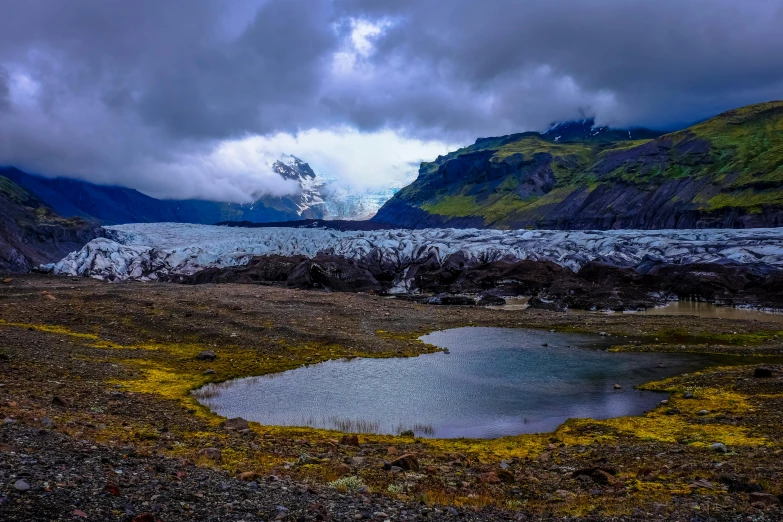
[0,319,101,340]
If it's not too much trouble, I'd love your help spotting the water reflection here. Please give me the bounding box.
[196,327,769,439]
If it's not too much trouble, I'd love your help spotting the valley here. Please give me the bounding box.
[1,275,782,520]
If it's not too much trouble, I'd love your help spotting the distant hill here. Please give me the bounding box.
[373,101,783,230]
[0,155,327,226]
[0,175,98,272]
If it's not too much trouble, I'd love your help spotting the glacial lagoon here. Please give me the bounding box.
[197,327,770,438]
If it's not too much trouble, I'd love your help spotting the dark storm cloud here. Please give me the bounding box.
[0,0,782,200]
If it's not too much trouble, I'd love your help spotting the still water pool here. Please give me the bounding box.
[196,327,764,438]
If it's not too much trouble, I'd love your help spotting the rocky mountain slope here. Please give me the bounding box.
[0,175,98,272]
[0,155,327,225]
[373,101,783,230]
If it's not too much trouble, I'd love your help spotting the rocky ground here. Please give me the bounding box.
[1,274,783,521]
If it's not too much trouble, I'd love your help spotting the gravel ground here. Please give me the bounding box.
[1,274,783,521]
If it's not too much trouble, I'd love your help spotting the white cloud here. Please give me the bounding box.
[206,128,457,194]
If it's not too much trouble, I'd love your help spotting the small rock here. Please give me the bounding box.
[599,332,607,336]
[697,409,709,416]
[613,384,622,390]
[52,395,73,408]
[390,454,419,472]
[237,471,257,481]
[754,367,775,378]
[555,489,574,499]
[1,278,12,284]
[196,350,217,361]
[683,392,694,399]
[14,479,30,492]
[224,417,250,431]
[749,492,780,505]
[340,434,360,447]
[204,369,216,375]
[478,472,501,484]
[710,443,728,453]
[197,447,223,461]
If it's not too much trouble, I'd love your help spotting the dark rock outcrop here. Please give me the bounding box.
[0,175,99,273]
[180,251,783,311]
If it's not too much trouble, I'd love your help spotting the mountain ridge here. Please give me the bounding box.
[373,101,783,230]
[0,155,327,225]
[0,175,98,272]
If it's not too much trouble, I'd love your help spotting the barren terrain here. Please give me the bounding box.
[1,274,782,520]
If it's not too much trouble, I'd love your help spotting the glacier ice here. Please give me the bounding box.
[46,223,783,283]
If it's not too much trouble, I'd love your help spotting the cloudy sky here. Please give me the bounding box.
[1,0,782,202]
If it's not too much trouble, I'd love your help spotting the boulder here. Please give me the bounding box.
[749,492,780,506]
[754,367,775,378]
[223,417,250,431]
[389,454,419,472]
[196,350,217,361]
[426,294,476,306]
[478,472,501,484]
[476,294,506,307]
[197,447,222,461]
[572,466,618,486]
[340,434,359,447]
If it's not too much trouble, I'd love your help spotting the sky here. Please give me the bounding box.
[0,0,782,202]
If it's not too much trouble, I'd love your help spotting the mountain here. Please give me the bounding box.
[0,175,98,272]
[0,155,326,226]
[373,101,783,230]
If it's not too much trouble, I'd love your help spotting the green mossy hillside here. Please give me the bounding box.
[376,101,783,229]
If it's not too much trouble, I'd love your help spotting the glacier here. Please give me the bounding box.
[45,223,783,282]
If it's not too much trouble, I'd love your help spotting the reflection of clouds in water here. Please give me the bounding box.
[194,328,759,438]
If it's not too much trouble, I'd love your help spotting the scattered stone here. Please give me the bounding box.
[754,367,775,378]
[340,434,360,447]
[683,392,694,399]
[613,384,622,390]
[238,471,257,481]
[223,417,250,431]
[389,454,419,472]
[710,443,728,453]
[697,409,709,416]
[197,447,222,461]
[196,350,217,361]
[2,278,12,284]
[14,479,30,492]
[572,467,618,486]
[204,369,216,375]
[476,295,505,306]
[749,492,780,506]
[689,479,714,489]
[52,395,73,408]
[478,472,501,484]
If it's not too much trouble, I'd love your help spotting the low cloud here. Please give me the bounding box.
[0,0,782,201]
